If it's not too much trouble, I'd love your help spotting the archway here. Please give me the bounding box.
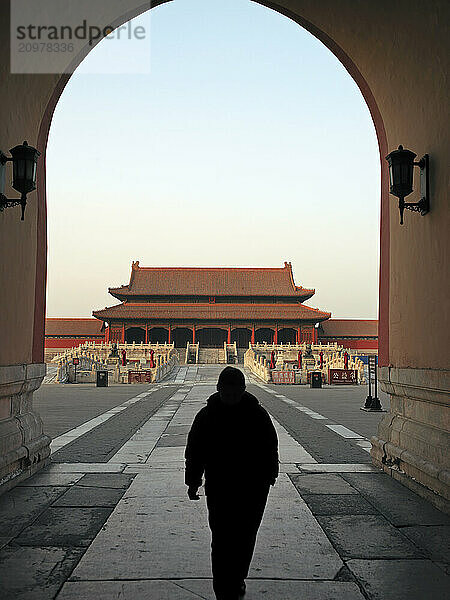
[278,328,296,344]
[196,328,227,347]
[2,0,448,511]
[172,328,192,348]
[149,327,169,343]
[33,0,389,371]
[231,328,252,348]
[125,327,145,343]
[255,328,274,344]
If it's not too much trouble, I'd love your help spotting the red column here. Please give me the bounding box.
[192,325,196,344]
[297,327,301,344]
[251,325,255,345]
[274,326,278,345]
[145,323,148,344]
[227,324,231,344]
[168,325,172,344]
[121,323,125,343]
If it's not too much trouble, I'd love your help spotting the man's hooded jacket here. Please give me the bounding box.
[185,390,279,494]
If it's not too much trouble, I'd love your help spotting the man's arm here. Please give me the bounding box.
[184,411,206,491]
[261,409,279,484]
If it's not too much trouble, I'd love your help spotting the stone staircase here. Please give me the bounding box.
[197,348,226,364]
[237,347,248,364]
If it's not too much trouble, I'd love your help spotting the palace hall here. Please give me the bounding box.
[92,261,331,348]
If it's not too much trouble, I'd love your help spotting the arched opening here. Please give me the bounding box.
[231,328,251,348]
[37,0,387,368]
[4,0,448,517]
[255,328,274,344]
[149,327,169,343]
[172,328,192,348]
[125,327,145,343]
[196,328,227,347]
[278,328,296,344]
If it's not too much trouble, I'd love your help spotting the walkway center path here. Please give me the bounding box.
[57,375,362,599]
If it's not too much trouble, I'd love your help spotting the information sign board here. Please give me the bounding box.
[128,371,152,384]
[329,369,358,385]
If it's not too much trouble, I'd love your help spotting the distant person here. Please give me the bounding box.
[185,366,279,600]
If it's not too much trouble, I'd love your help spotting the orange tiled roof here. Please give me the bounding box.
[108,261,315,299]
[93,303,331,322]
[45,318,104,336]
[320,319,378,337]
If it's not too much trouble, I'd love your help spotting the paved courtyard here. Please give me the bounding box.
[0,366,448,599]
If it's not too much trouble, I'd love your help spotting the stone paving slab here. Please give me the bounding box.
[317,515,425,559]
[53,486,126,508]
[0,535,13,549]
[76,473,135,489]
[17,472,84,487]
[289,473,359,495]
[158,433,188,447]
[0,486,67,537]
[400,525,450,564]
[0,545,84,600]
[14,507,113,547]
[69,496,213,580]
[347,558,450,600]
[302,493,379,516]
[69,474,343,582]
[341,473,450,526]
[299,463,380,473]
[47,463,126,473]
[57,579,366,600]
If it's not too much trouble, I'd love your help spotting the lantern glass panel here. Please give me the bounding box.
[26,158,34,181]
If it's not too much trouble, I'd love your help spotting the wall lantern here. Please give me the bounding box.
[0,141,40,221]
[385,145,429,225]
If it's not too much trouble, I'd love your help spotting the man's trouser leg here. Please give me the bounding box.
[206,484,270,599]
[235,484,269,584]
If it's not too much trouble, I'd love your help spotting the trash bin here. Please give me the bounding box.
[310,371,322,389]
[96,370,108,387]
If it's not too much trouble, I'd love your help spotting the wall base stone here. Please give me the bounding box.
[0,364,51,496]
[372,366,449,514]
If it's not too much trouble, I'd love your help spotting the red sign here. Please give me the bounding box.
[72,358,79,366]
[272,370,295,384]
[128,371,152,384]
[329,369,358,385]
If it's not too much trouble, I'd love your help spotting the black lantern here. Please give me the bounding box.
[385,145,429,225]
[0,141,40,221]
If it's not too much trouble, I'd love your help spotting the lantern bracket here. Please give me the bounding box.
[0,192,27,221]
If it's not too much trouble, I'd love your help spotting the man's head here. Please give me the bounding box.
[217,367,246,406]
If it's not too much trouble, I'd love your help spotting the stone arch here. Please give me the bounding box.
[31,0,390,368]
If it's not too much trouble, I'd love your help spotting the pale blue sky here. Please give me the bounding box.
[46,0,380,319]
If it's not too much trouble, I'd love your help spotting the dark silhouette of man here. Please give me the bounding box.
[185,367,279,600]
